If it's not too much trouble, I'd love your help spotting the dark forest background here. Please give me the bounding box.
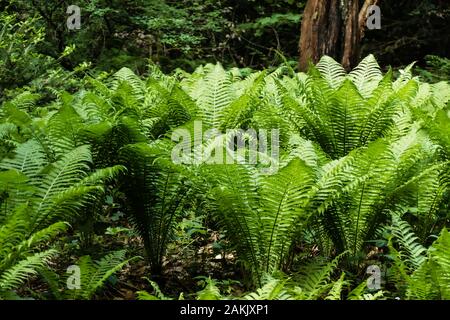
[1,0,449,97]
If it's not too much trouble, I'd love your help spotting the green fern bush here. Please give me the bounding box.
[0,103,126,298]
[64,250,137,300]
[1,54,449,299]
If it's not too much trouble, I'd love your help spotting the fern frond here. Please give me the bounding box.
[244,275,292,300]
[348,54,383,98]
[316,56,346,89]
[193,63,234,128]
[120,143,193,274]
[196,278,222,300]
[390,214,427,271]
[80,250,136,299]
[325,272,347,300]
[0,140,46,179]
[111,67,145,101]
[295,253,346,300]
[0,249,57,292]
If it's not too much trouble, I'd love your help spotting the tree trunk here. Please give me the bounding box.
[298,0,378,71]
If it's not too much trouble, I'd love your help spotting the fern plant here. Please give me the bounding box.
[0,218,67,299]
[1,54,449,300]
[119,142,196,274]
[63,250,137,300]
[279,55,421,159]
[0,117,125,299]
[406,228,450,300]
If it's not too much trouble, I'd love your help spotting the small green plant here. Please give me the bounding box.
[63,250,139,300]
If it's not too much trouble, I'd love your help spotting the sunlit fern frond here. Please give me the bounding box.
[406,228,450,300]
[348,54,383,98]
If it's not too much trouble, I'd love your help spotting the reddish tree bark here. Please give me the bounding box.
[298,0,379,71]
